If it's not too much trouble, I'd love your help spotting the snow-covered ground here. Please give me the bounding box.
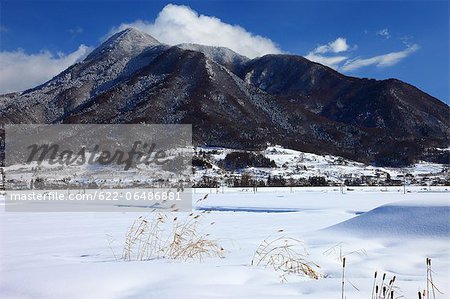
[1,187,449,299]
[5,145,448,190]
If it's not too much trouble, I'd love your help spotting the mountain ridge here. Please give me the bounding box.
[0,28,448,166]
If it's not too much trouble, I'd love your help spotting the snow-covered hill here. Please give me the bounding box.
[193,146,449,187]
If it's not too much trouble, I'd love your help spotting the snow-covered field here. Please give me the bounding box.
[1,187,449,298]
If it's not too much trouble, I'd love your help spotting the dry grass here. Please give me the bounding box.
[251,235,321,282]
[419,257,443,299]
[122,212,224,262]
[323,242,367,262]
[370,271,401,299]
[346,257,444,299]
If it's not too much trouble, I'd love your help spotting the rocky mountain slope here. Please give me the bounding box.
[1,28,448,166]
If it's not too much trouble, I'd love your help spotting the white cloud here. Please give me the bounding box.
[341,44,419,72]
[1,4,278,94]
[305,37,351,69]
[304,53,348,69]
[305,35,419,72]
[313,37,350,54]
[0,45,91,94]
[109,4,281,58]
[376,28,390,39]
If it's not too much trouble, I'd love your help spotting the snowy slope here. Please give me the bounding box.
[177,43,249,70]
[326,199,450,237]
[193,145,449,185]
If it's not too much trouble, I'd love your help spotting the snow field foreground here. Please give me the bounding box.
[0,188,449,299]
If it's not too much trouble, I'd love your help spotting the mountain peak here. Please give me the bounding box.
[176,43,249,73]
[118,27,158,40]
[85,28,160,61]
[177,43,249,60]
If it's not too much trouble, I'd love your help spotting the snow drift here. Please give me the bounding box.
[326,199,450,238]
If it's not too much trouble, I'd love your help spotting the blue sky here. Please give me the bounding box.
[0,0,448,103]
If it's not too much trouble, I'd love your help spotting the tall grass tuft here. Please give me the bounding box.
[370,272,399,299]
[251,235,321,282]
[122,212,224,262]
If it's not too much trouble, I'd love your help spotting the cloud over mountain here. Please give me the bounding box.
[305,37,351,69]
[341,44,419,71]
[304,36,419,72]
[109,4,282,59]
[0,5,420,94]
[0,45,91,94]
[314,37,350,54]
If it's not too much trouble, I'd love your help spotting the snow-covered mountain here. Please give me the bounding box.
[1,28,448,166]
[177,43,249,74]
